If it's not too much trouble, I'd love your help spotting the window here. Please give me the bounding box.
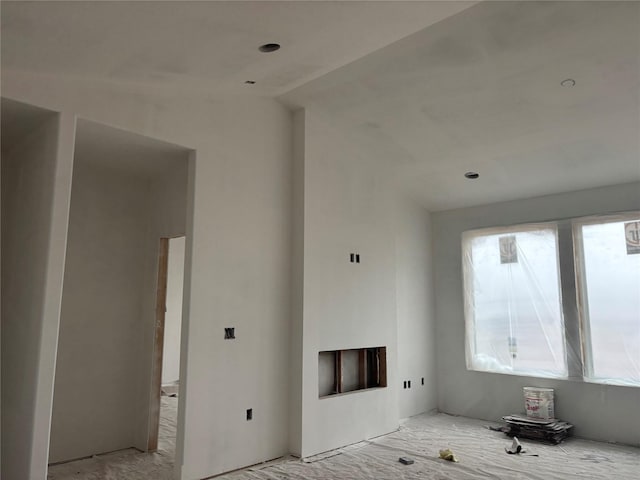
[574,214,640,386]
[462,212,640,387]
[462,225,567,378]
[318,347,387,398]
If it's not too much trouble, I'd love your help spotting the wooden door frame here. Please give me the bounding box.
[148,237,169,451]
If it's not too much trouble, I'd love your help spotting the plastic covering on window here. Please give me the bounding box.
[462,224,568,378]
[573,213,640,387]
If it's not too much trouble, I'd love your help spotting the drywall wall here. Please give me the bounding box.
[395,197,438,419]
[163,236,186,385]
[298,111,398,457]
[288,109,305,457]
[0,157,1,480]
[432,182,640,446]
[50,160,155,462]
[136,158,189,452]
[0,131,4,476]
[3,73,431,476]
[51,121,190,463]
[2,71,293,479]
[1,109,76,480]
[1,115,58,478]
[51,125,220,465]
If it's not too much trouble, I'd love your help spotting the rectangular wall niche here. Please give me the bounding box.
[318,347,387,398]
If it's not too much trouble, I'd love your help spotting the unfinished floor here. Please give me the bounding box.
[46,405,639,480]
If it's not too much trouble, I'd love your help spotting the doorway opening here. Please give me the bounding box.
[148,236,186,453]
[47,119,192,479]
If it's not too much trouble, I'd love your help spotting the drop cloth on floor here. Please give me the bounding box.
[220,414,639,480]
[48,405,639,480]
[47,396,178,480]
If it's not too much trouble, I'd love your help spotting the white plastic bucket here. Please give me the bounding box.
[523,387,554,419]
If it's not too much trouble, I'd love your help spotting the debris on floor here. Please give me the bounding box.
[161,382,179,397]
[48,411,638,480]
[502,414,573,444]
[504,437,541,457]
[398,456,414,465]
[505,437,523,454]
[438,448,459,462]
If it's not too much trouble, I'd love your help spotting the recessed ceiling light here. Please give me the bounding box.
[259,43,281,53]
[464,172,480,179]
[561,78,576,87]
[245,80,256,85]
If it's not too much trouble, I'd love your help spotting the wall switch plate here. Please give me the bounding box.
[246,408,253,421]
[224,327,235,339]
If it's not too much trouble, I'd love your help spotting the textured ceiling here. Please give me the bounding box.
[282,1,640,210]
[1,1,638,210]
[1,0,474,96]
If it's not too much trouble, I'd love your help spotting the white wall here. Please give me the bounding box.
[297,111,398,457]
[51,160,148,461]
[2,71,440,477]
[137,160,189,451]
[2,71,293,479]
[395,197,438,419]
[288,109,305,457]
[432,182,640,446]
[163,237,186,385]
[1,112,75,480]
[50,151,189,462]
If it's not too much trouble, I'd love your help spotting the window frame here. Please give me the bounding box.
[572,212,640,386]
[462,211,640,387]
[462,222,568,379]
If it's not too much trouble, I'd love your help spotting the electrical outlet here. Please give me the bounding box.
[224,327,235,339]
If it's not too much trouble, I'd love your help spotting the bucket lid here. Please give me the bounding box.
[523,387,554,393]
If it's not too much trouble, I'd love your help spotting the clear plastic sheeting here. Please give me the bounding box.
[573,213,640,387]
[462,224,568,378]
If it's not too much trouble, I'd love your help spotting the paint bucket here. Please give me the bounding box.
[523,387,554,419]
